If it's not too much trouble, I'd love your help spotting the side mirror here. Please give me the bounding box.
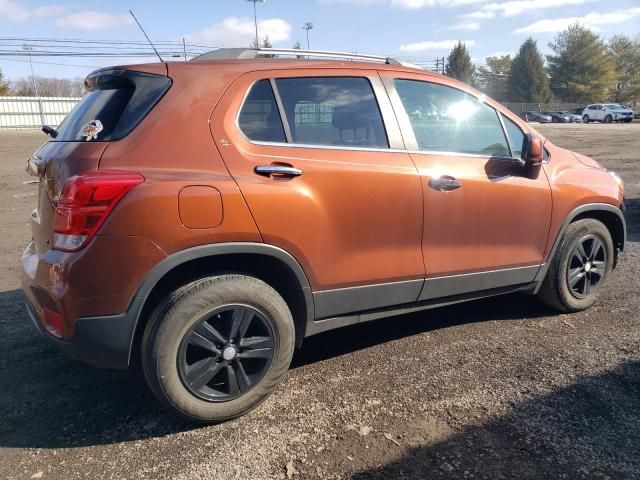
[521,133,544,166]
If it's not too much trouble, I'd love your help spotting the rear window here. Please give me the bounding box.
[53,70,171,142]
[275,77,388,149]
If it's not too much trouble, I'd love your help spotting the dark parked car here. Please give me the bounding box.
[543,112,571,123]
[519,111,552,123]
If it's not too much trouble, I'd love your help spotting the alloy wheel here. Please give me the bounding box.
[178,305,275,402]
[566,234,607,299]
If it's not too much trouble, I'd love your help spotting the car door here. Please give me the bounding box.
[380,72,552,300]
[211,69,425,318]
[592,105,603,121]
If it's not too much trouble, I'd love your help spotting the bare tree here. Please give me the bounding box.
[10,76,85,97]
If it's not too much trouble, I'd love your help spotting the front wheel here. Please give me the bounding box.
[142,274,295,423]
[582,115,590,123]
[604,115,613,123]
[537,219,614,312]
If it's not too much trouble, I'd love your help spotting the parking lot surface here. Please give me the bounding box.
[1,123,639,479]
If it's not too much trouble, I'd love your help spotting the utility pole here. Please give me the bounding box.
[247,0,265,48]
[183,38,187,61]
[303,22,314,50]
[23,44,44,126]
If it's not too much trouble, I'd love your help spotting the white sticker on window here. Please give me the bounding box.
[79,120,103,141]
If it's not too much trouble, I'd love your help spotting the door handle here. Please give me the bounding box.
[255,165,302,179]
[429,175,462,192]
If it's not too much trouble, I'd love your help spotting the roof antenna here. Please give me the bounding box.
[129,10,164,63]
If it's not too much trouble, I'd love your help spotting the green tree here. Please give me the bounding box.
[0,68,9,96]
[252,36,274,58]
[445,41,475,85]
[509,38,552,102]
[547,24,614,102]
[608,35,640,104]
[476,55,512,101]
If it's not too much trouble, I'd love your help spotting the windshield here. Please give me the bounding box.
[605,104,625,110]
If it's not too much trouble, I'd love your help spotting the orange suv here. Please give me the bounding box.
[21,49,626,423]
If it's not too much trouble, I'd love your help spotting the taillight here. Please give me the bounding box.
[52,170,144,251]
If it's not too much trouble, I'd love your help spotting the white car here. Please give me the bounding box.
[582,104,634,124]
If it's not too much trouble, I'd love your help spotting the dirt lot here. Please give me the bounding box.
[0,123,639,480]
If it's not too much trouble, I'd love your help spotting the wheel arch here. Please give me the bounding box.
[534,203,626,288]
[128,243,314,365]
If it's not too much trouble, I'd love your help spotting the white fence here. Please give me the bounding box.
[0,96,80,129]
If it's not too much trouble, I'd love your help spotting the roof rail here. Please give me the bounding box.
[190,48,421,69]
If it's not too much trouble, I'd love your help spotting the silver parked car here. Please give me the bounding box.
[582,104,634,123]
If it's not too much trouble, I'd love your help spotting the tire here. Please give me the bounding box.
[582,115,590,123]
[537,219,614,312]
[142,274,295,424]
[604,115,612,124]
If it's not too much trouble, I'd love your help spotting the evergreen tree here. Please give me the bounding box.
[509,38,552,102]
[252,36,274,58]
[608,35,640,104]
[0,68,9,96]
[445,41,475,85]
[476,55,512,101]
[547,24,614,102]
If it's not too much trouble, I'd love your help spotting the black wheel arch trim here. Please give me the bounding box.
[533,202,626,289]
[54,243,315,369]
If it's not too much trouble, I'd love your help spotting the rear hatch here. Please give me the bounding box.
[28,65,171,255]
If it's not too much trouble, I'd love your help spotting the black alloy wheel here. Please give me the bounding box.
[178,305,275,402]
[566,234,607,299]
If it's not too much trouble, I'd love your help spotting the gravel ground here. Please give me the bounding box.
[0,123,638,480]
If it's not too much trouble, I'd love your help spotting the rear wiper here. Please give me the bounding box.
[42,125,58,138]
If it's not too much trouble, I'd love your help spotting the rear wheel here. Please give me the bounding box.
[142,274,295,423]
[582,115,590,123]
[537,219,613,312]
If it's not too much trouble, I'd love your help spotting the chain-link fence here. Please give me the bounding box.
[0,96,80,129]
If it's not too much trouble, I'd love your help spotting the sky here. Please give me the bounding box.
[1,0,639,80]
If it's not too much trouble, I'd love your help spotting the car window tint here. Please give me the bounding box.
[394,79,509,157]
[501,114,525,158]
[274,77,388,148]
[238,79,286,143]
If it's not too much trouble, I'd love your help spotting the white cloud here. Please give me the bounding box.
[459,10,495,19]
[318,0,385,4]
[0,0,63,22]
[319,0,487,7]
[514,7,640,34]
[482,0,594,17]
[186,17,292,47]
[390,0,487,7]
[446,21,481,30]
[55,11,133,31]
[400,39,476,51]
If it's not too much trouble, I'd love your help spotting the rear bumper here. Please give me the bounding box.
[23,296,134,369]
[20,235,165,369]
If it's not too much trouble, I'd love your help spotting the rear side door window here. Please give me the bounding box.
[238,79,287,143]
[274,77,389,149]
[394,79,509,157]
